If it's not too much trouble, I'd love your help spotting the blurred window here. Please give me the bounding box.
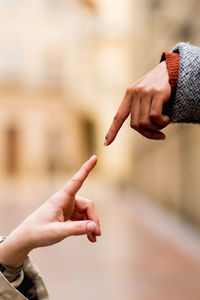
[78,0,98,13]
[80,118,96,158]
[0,49,22,83]
[45,130,61,174]
[5,126,18,175]
[149,0,162,11]
[177,22,193,41]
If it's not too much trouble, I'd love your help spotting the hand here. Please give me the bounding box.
[104,61,171,144]
[0,155,101,268]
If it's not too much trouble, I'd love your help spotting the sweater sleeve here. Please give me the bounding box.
[164,42,200,123]
[160,52,179,94]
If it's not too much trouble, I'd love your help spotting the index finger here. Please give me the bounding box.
[62,155,97,196]
[104,90,132,146]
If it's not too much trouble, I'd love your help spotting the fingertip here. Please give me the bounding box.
[86,155,97,170]
[97,230,101,236]
[96,224,101,236]
[90,235,97,243]
[103,138,108,146]
[89,155,97,163]
[158,133,166,140]
[163,116,170,124]
[104,136,114,146]
[89,154,97,160]
[148,130,166,140]
[87,231,97,243]
[87,221,96,232]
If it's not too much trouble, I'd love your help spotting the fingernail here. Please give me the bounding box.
[90,155,97,160]
[87,222,96,232]
[104,138,108,146]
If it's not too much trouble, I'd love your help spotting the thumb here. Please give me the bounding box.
[59,221,97,238]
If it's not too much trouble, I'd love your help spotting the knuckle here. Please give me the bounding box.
[75,222,84,232]
[139,119,150,128]
[150,110,159,119]
[82,166,89,175]
[130,122,139,130]
[152,87,162,95]
[59,191,67,199]
[71,177,82,185]
[49,191,63,204]
[143,87,159,96]
[140,88,149,97]
[132,86,141,95]
[52,192,60,199]
[154,87,162,94]
[87,199,93,207]
[81,162,89,172]
[51,223,60,236]
[148,87,156,94]
[113,113,122,123]
[126,86,133,95]
[54,192,60,197]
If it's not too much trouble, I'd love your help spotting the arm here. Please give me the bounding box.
[0,155,100,299]
[104,42,200,143]
[166,42,200,123]
[104,61,171,143]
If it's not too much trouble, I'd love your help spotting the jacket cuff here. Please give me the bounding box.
[160,52,179,95]
[0,271,27,300]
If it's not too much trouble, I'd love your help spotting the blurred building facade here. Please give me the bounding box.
[130,0,200,225]
[0,0,133,182]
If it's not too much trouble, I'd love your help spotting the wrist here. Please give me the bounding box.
[0,229,32,269]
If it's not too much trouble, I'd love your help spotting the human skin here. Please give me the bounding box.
[0,155,101,271]
[104,61,171,144]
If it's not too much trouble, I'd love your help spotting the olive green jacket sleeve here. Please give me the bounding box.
[0,257,49,300]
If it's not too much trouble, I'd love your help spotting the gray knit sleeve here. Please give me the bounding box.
[166,42,200,123]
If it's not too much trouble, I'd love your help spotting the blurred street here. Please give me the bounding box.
[1,178,200,300]
[1,1,200,300]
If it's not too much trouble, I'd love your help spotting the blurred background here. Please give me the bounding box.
[1,0,200,299]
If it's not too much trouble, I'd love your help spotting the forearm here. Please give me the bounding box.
[0,237,49,300]
[165,42,200,123]
[0,228,32,270]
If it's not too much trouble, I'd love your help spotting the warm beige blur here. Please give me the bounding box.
[130,0,200,224]
[1,0,200,299]
[0,0,134,184]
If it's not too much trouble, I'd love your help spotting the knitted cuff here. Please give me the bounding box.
[160,52,179,95]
